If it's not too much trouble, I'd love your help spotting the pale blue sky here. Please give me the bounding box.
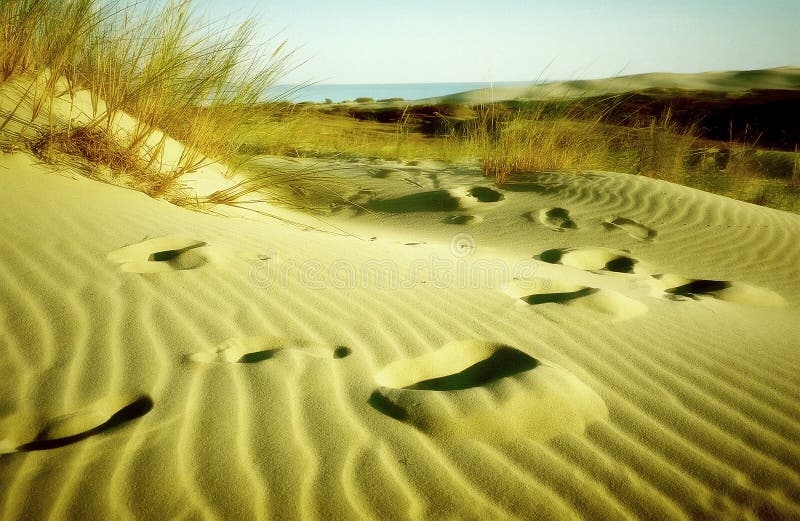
[203,0,799,84]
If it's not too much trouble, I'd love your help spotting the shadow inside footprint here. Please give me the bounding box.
[368,391,409,422]
[654,275,785,307]
[545,208,576,226]
[538,207,576,230]
[108,236,208,273]
[237,345,352,363]
[604,256,636,273]
[369,346,539,421]
[538,248,565,264]
[148,242,206,262]
[237,349,281,363]
[665,279,732,299]
[333,346,352,359]
[368,340,608,441]
[191,337,351,364]
[522,287,598,305]
[514,279,648,320]
[404,347,538,391]
[467,186,504,202]
[13,395,153,453]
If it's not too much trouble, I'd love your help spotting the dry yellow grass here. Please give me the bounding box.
[237,101,799,212]
[0,0,290,203]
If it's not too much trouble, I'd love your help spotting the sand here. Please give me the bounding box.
[2,74,800,520]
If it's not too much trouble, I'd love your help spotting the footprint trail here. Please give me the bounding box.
[189,336,352,364]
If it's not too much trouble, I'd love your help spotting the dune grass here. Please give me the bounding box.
[466,102,613,183]
[244,97,799,212]
[479,106,798,211]
[0,0,290,203]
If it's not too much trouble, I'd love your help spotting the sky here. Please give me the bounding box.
[201,0,800,85]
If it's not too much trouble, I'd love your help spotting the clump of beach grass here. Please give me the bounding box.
[472,104,610,183]
[619,107,698,182]
[472,99,798,211]
[0,0,290,204]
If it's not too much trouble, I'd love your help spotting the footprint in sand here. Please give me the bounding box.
[366,186,503,214]
[602,217,657,241]
[368,339,607,441]
[506,278,648,321]
[464,186,504,203]
[1,395,153,454]
[537,247,647,274]
[650,274,786,307]
[108,235,208,273]
[444,214,483,225]
[535,247,785,308]
[188,336,351,364]
[526,207,577,231]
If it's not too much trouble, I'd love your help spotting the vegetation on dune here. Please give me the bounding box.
[240,93,799,212]
[478,98,799,211]
[0,0,290,204]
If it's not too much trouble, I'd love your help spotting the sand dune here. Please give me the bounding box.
[1,143,800,521]
[417,66,800,105]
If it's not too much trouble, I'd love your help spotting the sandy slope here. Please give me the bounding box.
[1,149,800,521]
[0,72,238,199]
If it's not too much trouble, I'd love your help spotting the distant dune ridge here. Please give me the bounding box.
[2,56,800,521]
[417,66,800,105]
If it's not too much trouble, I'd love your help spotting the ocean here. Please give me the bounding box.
[267,81,535,103]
